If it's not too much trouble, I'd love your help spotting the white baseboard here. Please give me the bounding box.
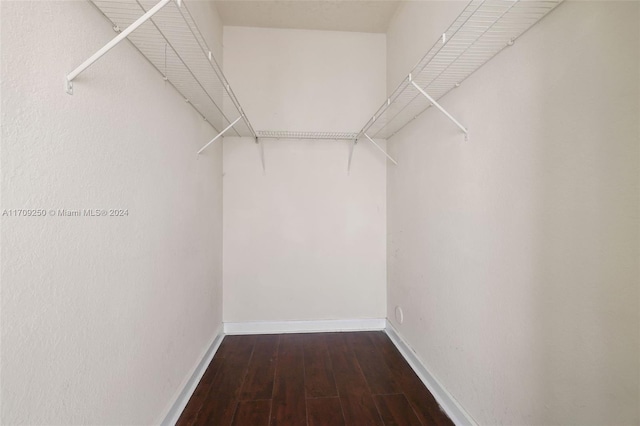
[159,319,472,425]
[385,320,477,426]
[160,326,225,426]
[224,318,386,335]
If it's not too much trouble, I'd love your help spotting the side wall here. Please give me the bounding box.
[386,1,639,425]
[222,27,387,323]
[0,1,225,424]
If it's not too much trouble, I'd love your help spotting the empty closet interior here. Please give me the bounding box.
[1,0,638,425]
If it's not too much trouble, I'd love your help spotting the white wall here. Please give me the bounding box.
[386,1,639,425]
[386,1,464,93]
[1,1,225,424]
[223,26,386,132]
[222,27,387,323]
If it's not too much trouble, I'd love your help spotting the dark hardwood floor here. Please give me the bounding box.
[177,331,454,426]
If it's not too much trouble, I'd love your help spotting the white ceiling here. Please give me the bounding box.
[214,1,401,34]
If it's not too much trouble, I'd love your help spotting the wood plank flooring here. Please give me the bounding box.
[177,331,454,426]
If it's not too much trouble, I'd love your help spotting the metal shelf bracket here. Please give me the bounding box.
[409,74,468,139]
[348,134,397,172]
[65,0,174,94]
[197,116,242,155]
[259,139,266,174]
[364,134,398,165]
[347,139,357,173]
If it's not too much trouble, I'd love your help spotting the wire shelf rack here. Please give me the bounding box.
[256,131,359,140]
[358,0,563,140]
[87,0,256,137]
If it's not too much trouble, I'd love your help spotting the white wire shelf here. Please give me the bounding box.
[81,0,256,138]
[256,131,359,140]
[358,0,563,140]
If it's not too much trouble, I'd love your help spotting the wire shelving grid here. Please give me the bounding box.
[89,0,256,138]
[358,0,563,140]
[256,131,359,140]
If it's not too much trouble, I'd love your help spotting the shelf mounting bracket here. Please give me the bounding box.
[364,134,397,165]
[259,139,266,174]
[347,139,357,173]
[197,116,242,155]
[65,0,173,94]
[409,75,468,140]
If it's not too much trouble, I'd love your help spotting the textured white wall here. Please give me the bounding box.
[386,1,639,425]
[223,26,386,132]
[1,1,225,424]
[222,27,387,322]
[386,1,464,94]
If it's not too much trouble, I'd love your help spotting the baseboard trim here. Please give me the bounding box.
[385,320,477,426]
[160,319,473,425]
[160,326,224,426]
[224,318,386,335]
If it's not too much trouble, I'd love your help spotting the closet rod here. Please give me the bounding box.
[65,0,174,94]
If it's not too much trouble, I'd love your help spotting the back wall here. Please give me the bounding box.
[222,26,387,323]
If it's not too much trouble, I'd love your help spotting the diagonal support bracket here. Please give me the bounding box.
[65,0,174,94]
[364,134,398,165]
[410,76,468,139]
[197,116,242,155]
